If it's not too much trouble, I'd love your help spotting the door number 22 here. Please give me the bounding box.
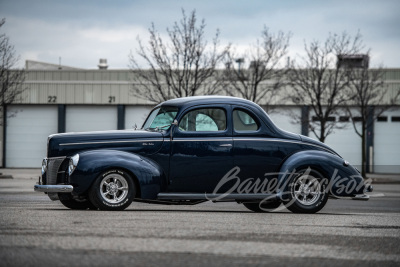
[48,96,57,103]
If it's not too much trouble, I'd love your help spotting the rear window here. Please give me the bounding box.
[233,109,259,132]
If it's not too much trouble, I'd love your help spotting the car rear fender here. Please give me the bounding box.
[277,150,366,197]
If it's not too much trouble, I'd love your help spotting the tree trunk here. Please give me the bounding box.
[1,104,5,168]
[319,121,326,143]
[361,123,366,178]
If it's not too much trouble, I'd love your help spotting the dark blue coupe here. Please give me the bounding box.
[35,96,372,213]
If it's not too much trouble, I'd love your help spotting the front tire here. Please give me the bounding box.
[283,168,328,214]
[59,193,97,210]
[89,169,136,211]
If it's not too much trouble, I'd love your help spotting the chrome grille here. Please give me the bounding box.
[46,157,66,185]
[46,157,66,201]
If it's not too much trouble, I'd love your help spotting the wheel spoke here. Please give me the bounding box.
[118,186,128,191]
[307,179,314,187]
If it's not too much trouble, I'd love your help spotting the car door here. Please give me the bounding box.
[232,106,289,182]
[169,105,233,193]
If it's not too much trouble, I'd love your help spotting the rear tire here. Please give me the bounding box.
[59,193,97,210]
[89,169,135,211]
[283,168,328,214]
[243,201,281,213]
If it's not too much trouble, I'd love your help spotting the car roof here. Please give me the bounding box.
[159,95,257,108]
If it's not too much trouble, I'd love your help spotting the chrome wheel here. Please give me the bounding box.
[293,175,321,206]
[284,168,328,214]
[99,174,129,204]
[89,169,135,211]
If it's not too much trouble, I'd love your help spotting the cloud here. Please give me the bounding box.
[3,16,152,68]
[1,0,399,68]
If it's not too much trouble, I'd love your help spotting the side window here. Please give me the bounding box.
[233,109,259,132]
[179,108,226,132]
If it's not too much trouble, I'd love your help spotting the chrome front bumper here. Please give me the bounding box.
[34,184,73,193]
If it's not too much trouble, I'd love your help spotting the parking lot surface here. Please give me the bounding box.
[0,172,399,266]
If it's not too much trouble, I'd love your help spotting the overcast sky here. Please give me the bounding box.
[1,0,399,69]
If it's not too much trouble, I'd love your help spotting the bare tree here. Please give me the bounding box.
[0,18,25,126]
[346,60,400,177]
[222,27,291,109]
[129,9,228,104]
[287,32,363,142]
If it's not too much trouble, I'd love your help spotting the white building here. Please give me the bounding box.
[1,60,400,173]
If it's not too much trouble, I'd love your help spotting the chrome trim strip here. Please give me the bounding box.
[47,156,67,160]
[329,194,370,201]
[50,129,152,137]
[173,139,232,142]
[167,138,232,142]
[34,184,73,193]
[233,138,334,154]
[60,140,163,146]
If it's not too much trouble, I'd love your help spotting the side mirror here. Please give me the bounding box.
[170,119,178,141]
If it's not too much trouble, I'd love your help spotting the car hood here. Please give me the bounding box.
[299,134,341,157]
[47,130,164,157]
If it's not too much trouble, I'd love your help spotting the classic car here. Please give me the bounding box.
[34,96,372,213]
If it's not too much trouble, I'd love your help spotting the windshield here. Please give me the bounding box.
[142,106,178,130]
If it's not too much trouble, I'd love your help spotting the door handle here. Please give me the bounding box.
[219,144,232,147]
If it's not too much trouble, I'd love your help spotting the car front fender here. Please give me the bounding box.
[277,150,367,197]
[69,149,167,199]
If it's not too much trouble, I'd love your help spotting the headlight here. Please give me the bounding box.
[41,158,48,176]
[68,154,80,176]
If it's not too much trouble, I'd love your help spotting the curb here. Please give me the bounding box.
[370,178,400,184]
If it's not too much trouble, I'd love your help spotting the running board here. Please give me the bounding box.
[329,194,370,201]
[157,193,278,202]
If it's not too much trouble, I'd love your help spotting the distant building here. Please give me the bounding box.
[1,59,399,174]
[337,54,369,69]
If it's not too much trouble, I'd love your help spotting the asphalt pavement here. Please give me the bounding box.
[0,170,400,267]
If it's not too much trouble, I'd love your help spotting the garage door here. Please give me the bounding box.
[374,108,400,173]
[322,123,362,167]
[66,106,117,132]
[125,106,153,129]
[6,105,58,168]
[308,109,361,167]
